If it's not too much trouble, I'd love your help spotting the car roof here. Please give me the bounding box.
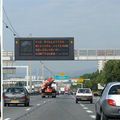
[106,82,120,87]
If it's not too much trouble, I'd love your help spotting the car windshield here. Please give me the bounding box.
[78,89,91,93]
[6,88,24,93]
[109,85,120,95]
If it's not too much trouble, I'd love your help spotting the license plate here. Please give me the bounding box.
[11,100,19,103]
[81,97,87,100]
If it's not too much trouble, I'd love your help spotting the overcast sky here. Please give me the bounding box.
[3,0,120,77]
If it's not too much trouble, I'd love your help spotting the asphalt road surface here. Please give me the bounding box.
[3,94,98,120]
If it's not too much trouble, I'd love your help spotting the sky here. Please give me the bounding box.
[3,0,120,77]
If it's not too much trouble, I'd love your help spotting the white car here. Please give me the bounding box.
[76,88,93,103]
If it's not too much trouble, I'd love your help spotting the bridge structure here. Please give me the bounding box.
[3,49,120,86]
[74,49,120,60]
[3,49,120,61]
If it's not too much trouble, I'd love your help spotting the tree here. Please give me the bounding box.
[80,60,120,89]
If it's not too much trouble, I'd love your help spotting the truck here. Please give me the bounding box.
[41,78,56,98]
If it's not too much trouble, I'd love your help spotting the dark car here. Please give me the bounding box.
[3,86,30,107]
[95,82,120,120]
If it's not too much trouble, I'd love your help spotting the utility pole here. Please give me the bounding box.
[40,61,44,80]
[29,62,32,93]
[28,33,32,93]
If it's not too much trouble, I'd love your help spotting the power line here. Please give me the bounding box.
[3,7,20,37]
[3,21,16,36]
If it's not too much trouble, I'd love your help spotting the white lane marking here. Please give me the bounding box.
[37,104,41,106]
[4,118,11,120]
[26,108,31,111]
[80,104,85,107]
[90,115,96,119]
[83,107,88,110]
[86,110,93,113]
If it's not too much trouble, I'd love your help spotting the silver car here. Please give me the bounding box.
[95,82,120,120]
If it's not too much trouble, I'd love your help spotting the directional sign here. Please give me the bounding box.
[3,67,16,74]
[15,37,74,60]
[59,72,65,76]
[77,78,84,84]
[54,75,70,80]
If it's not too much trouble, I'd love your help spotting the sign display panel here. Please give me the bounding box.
[3,67,16,74]
[15,37,74,60]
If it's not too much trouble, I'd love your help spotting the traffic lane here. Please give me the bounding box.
[3,95,48,120]
[24,95,96,120]
[71,95,97,119]
[76,97,119,120]
[72,95,100,111]
[75,96,100,112]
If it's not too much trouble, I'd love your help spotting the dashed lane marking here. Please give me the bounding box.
[80,104,85,107]
[37,104,41,106]
[83,107,88,110]
[26,108,31,111]
[72,95,96,119]
[86,110,93,113]
[90,115,96,119]
[4,118,11,120]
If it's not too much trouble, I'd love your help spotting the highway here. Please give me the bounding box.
[3,94,98,120]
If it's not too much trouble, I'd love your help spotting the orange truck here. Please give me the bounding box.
[41,78,56,98]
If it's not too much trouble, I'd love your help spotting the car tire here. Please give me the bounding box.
[95,113,101,120]
[76,100,78,104]
[24,102,28,107]
[27,102,29,106]
[90,99,93,104]
[42,96,45,98]
[101,111,108,120]
[4,103,7,106]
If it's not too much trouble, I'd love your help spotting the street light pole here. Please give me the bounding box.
[29,62,32,93]
[40,61,44,80]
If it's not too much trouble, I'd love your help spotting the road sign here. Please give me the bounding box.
[54,75,70,80]
[3,67,16,74]
[77,78,84,84]
[59,72,65,76]
[15,37,74,60]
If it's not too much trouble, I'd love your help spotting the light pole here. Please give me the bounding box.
[40,61,44,80]
[29,62,32,93]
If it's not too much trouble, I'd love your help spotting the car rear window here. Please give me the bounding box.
[6,88,25,93]
[78,89,91,93]
[108,85,120,95]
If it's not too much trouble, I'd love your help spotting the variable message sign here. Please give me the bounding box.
[15,37,74,60]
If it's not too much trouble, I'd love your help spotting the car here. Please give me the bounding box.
[65,91,69,95]
[75,88,93,103]
[95,82,120,120]
[3,86,30,107]
[56,91,59,95]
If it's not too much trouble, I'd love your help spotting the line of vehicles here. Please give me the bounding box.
[3,79,120,120]
[3,77,71,107]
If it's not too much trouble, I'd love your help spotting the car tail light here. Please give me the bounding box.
[21,96,26,99]
[107,99,116,106]
[3,95,9,99]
